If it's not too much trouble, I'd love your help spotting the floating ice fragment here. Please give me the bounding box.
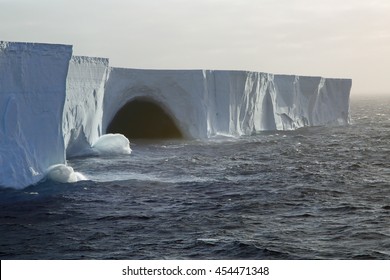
[91,133,131,156]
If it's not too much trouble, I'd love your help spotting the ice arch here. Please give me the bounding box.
[102,68,205,139]
[106,99,183,139]
[102,68,352,140]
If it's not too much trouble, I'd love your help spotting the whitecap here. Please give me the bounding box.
[46,164,87,183]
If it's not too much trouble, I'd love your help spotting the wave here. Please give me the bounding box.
[41,134,132,185]
[46,164,87,184]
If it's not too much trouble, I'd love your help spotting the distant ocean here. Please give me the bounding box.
[1,95,389,259]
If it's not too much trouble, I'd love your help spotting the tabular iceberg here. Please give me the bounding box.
[103,69,351,139]
[0,42,72,188]
[0,41,352,189]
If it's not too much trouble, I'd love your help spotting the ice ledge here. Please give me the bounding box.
[71,55,109,66]
[0,41,72,54]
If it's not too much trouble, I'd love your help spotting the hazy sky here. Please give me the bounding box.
[1,0,389,95]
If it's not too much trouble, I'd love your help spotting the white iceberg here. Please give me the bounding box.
[0,41,352,189]
[91,133,132,156]
[103,69,351,139]
[63,56,109,157]
[0,42,72,188]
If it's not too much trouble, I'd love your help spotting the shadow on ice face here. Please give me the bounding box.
[106,99,184,140]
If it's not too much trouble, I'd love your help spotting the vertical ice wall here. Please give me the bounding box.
[103,68,207,139]
[202,72,352,135]
[0,40,351,189]
[63,56,109,157]
[103,69,351,139]
[0,42,72,189]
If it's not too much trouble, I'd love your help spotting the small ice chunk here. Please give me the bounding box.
[91,133,131,156]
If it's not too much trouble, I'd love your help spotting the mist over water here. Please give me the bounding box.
[1,96,389,259]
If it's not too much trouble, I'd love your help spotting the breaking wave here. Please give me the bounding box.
[46,164,87,183]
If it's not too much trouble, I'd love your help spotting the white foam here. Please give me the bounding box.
[46,164,87,183]
[91,133,131,156]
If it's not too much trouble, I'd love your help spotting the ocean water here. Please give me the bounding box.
[1,96,389,260]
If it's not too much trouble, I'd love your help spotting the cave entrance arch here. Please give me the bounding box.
[107,99,184,140]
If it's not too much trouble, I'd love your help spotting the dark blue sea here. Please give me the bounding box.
[1,96,389,260]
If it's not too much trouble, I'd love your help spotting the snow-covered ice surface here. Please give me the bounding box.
[0,41,352,189]
[0,42,72,189]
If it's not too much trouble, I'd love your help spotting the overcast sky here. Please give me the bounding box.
[1,0,389,95]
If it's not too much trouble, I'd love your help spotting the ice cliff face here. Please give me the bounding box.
[103,69,351,138]
[63,56,109,157]
[0,41,352,189]
[0,42,72,188]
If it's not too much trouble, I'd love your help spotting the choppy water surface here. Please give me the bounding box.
[1,96,390,259]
